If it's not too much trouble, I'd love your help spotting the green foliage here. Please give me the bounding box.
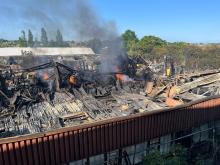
[139,36,167,49]
[144,144,188,165]
[28,29,34,47]
[56,29,64,47]
[1,28,220,70]
[41,28,48,46]
[122,30,138,41]
[172,42,189,47]
[18,30,27,47]
[134,35,167,58]
[164,144,188,165]
[121,30,138,52]
[167,42,189,66]
[144,143,215,164]
[194,154,206,165]
[0,39,18,47]
[144,150,164,165]
[127,40,141,57]
[167,45,185,65]
[121,29,220,69]
[164,156,186,165]
[151,47,168,61]
[121,31,168,58]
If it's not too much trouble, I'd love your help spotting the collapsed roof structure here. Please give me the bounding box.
[0,55,219,138]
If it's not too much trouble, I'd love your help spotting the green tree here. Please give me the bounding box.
[122,30,139,51]
[18,30,27,47]
[144,150,164,165]
[164,144,188,165]
[0,39,17,47]
[144,144,188,165]
[139,36,167,50]
[127,40,140,56]
[27,29,34,47]
[183,45,202,69]
[56,29,63,47]
[167,42,188,66]
[151,47,169,61]
[136,35,167,58]
[41,28,48,46]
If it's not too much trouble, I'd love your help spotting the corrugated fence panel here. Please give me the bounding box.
[37,138,44,164]
[0,97,220,164]
[96,126,101,155]
[68,131,75,161]
[127,119,132,146]
[54,134,60,164]
[15,141,23,165]
[147,115,153,139]
[26,139,33,165]
[48,135,56,165]
[0,145,4,165]
[100,125,105,153]
[108,123,113,151]
[2,143,9,165]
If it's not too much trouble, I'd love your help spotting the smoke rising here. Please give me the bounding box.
[1,0,119,41]
[1,0,127,72]
[71,1,126,73]
[72,0,118,41]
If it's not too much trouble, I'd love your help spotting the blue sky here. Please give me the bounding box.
[0,0,220,43]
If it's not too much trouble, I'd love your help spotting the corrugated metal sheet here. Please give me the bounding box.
[0,96,220,165]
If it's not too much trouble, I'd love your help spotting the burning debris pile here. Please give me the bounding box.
[0,60,141,138]
[0,59,220,138]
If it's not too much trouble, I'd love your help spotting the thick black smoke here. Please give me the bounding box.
[1,0,127,72]
[1,0,119,41]
[71,1,127,72]
[72,0,118,41]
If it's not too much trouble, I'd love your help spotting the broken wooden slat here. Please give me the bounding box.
[60,111,88,120]
[176,73,220,94]
[179,92,206,101]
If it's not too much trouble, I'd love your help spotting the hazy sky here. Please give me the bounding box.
[0,0,220,43]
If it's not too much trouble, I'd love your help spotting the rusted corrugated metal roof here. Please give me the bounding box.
[0,96,220,165]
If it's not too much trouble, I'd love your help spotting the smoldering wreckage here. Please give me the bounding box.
[0,52,220,139]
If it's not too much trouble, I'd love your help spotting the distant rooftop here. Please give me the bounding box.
[0,47,95,57]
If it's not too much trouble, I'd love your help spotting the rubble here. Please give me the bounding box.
[0,59,220,138]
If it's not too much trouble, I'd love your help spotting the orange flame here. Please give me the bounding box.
[115,66,130,82]
[43,72,49,81]
[69,75,76,85]
[115,73,125,81]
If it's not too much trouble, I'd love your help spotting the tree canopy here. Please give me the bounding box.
[41,28,48,46]
[0,28,220,70]
[28,30,34,47]
[139,35,167,48]
[120,31,183,67]
[18,30,27,47]
[122,30,138,51]
[56,29,64,47]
